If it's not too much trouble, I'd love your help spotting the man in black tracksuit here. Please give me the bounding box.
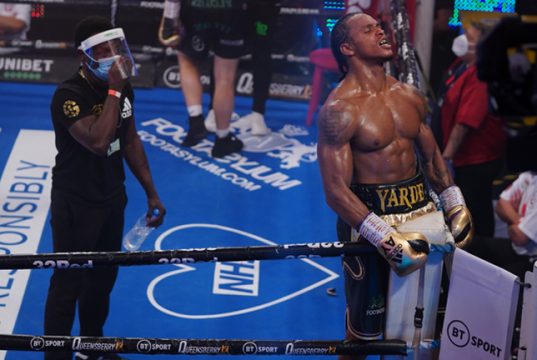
[45,16,166,360]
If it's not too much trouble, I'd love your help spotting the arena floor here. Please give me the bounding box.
[0,81,352,359]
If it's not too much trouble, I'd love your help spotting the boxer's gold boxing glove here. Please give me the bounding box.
[359,212,429,277]
[440,185,474,249]
[158,1,181,47]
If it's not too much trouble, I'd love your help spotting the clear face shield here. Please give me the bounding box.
[79,28,137,82]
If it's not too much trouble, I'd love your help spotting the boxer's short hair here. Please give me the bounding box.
[331,13,356,75]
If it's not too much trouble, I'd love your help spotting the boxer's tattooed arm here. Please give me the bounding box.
[318,103,354,145]
[317,101,368,228]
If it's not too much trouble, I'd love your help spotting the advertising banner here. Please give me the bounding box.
[0,54,76,83]
[155,59,312,101]
[0,130,56,360]
[439,249,519,360]
[0,1,341,99]
[0,53,155,88]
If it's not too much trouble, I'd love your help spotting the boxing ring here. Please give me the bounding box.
[0,241,533,358]
[0,0,535,359]
[0,242,406,357]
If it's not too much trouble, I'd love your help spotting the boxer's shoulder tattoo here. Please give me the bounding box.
[318,101,354,144]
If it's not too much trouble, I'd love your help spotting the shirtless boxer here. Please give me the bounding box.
[317,13,473,359]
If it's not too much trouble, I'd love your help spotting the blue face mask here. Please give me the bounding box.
[87,55,119,82]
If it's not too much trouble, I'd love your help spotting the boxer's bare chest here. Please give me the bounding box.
[349,88,422,152]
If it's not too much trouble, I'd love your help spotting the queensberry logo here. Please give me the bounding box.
[146,224,339,319]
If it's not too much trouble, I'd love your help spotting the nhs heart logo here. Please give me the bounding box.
[147,224,339,319]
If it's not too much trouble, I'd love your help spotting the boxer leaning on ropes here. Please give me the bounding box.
[317,13,473,359]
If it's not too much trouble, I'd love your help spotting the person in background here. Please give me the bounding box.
[158,0,247,158]
[204,0,281,136]
[45,15,165,360]
[469,171,537,279]
[429,0,457,98]
[160,1,281,138]
[234,0,281,135]
[0,2,31,54]
[498,173,537,260]
[440,21,506,237]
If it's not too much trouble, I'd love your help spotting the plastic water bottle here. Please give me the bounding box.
[122,209,160,251]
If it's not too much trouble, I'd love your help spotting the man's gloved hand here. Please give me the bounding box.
[440,185,474,249]
[359,212,429,277]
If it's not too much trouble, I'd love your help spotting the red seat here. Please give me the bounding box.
[306,48,339,126]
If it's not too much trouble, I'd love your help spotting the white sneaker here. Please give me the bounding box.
[204,110,240,133]
[231,115,252,132]
[243,112,271,136]
[204,109,217,132]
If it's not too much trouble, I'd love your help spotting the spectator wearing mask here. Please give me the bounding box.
[440,21,507,237]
